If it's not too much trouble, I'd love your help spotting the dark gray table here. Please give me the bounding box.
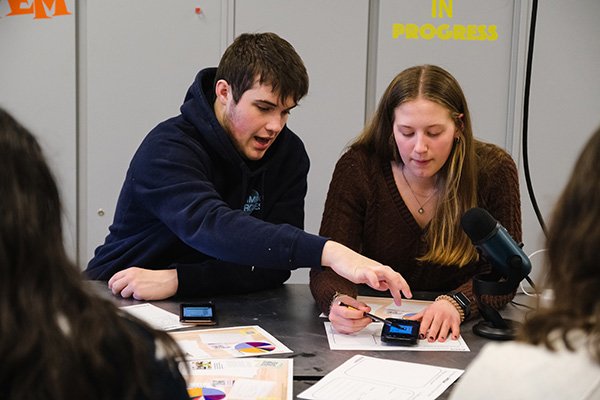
[91,281,532,399]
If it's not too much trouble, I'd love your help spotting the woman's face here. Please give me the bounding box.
[392,97,459,180]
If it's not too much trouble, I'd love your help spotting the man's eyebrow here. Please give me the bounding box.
[255,99,297,111]
[255,99,277,107]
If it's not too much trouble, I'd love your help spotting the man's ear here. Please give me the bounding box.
[215,79,231,104]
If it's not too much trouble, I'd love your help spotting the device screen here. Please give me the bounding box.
[180,303,217,324]
[381,318,420,346]
[386,323,414,335]
[182,306,213,318]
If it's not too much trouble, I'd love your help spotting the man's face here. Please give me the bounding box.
[216,79,296,161]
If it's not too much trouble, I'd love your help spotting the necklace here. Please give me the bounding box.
[401,166,437,214]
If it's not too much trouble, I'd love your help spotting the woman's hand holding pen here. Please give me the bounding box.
[330,294,462,343]
[328,294,373,334]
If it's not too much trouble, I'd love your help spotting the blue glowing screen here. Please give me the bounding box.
[183,306,213,318]
[387,323,413,334]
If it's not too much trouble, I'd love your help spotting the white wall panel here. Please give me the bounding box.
[83,0,224,263]
[0,0,77,258]
[520,0,600,283]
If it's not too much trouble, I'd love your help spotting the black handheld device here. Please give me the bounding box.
[179,303,217,325]
[380,318,420,346]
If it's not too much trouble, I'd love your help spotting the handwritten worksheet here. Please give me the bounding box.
[298,354,463,400]
[325,296,470,351]
[169,325,293,360]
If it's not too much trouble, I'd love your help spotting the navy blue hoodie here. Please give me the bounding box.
[85,68,327,296]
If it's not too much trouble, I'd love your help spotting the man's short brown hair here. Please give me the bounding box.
[215,32,309,105]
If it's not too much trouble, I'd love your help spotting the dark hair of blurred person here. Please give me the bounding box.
[0,107,189,400]
[450,126,600,399]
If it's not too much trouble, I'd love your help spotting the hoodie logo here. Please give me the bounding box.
[243,189,261,214]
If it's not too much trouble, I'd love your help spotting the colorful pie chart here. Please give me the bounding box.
[188,387,226,400]
[234,341,276,354]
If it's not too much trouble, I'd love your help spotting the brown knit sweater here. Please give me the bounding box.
[309,140,522,320]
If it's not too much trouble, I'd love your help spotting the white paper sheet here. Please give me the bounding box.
[298,354,463,400]
[120,303,186,331]
[325,322,469,351]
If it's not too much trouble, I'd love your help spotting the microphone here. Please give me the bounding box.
[460,207,531,284]
[461,207,532,340]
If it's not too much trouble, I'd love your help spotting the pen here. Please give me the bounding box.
[338,302,405,329]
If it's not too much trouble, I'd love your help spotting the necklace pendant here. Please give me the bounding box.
[418,207,424,214]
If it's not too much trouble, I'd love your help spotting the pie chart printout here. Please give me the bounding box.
[188,387,226,400]
[234,341,276,354]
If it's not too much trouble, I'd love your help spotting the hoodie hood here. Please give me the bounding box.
[179,67,243,167]
[179,68,296,207]
[179,68,284,209]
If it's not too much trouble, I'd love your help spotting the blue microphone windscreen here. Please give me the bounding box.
[461,207,497,243]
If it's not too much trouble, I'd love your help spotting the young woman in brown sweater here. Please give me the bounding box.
[310,65,521,343]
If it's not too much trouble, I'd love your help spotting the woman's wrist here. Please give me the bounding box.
[435,294,465,323]
[329,291,346,314]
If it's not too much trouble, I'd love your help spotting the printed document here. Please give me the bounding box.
[169,325,292,360]
[298,354,463,400]
[185,358,293,400]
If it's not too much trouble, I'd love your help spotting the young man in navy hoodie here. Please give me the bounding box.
[85,33,412,306]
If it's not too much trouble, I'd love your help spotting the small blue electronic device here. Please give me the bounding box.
[179,303,217,325]
[380,318,420,346]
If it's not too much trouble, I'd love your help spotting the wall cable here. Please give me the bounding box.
[522,0,548,237]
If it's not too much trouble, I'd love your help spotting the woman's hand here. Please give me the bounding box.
[405,298,461,342]
[328,294,373,334]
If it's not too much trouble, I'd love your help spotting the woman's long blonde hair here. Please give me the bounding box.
[353,65,478,266]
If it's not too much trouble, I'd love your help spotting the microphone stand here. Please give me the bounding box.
[472,256,525,340]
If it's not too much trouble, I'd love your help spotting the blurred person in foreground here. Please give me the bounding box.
[0,107,189,400]
[450,126,600,399]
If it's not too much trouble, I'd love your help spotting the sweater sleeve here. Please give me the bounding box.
[177,260,292,297]
[309,149,370,313]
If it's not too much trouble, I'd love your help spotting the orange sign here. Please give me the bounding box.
[6,0,71,19]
